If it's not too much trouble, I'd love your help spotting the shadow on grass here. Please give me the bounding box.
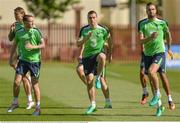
[0,113,180,118]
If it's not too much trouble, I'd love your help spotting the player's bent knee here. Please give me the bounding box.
[14,80,21,87]
[31,77,39,85]
[148,69,156,77]
[98,53,106,61]
[22,76,28,83]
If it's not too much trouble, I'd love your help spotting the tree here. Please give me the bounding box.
[23,0,80,42]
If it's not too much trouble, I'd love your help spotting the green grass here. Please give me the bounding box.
[0,61,180,121]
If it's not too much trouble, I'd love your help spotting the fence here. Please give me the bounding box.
[0,24,180,62]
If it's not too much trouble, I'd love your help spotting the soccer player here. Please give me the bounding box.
[139,44,175,110]
[7,7,34,111]
[138,2,174,116]
[77,10,112,114]
[76,43,112,109]
[8,15,45,116]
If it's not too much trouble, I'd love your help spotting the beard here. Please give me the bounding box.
[148,13,156,18]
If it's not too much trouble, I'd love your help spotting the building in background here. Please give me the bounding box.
[1,0,180,25]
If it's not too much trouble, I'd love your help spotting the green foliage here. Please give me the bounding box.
[23,0,80,22]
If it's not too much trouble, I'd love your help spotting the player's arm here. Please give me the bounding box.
[78,45,84,59]
[138,20,157,44]
[77,32,92,47]
[77,45,84,62]
[139,32,158,44]
[8,23,16,41]
[165,27,173,59]
[107,34,113,63]
[9,41,17,69]
[25,29,45,50]
[25,38,45,50]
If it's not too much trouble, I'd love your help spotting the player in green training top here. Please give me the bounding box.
[76,43,112,110]
[7,7,34,111]
[77,10,112,114]
[9,15,45,116]
[139,2,174,116]
[138,18,175,110]
[8,7,24,42]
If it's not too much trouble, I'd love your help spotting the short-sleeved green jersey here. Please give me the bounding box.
[11,22,24,39]
[15,22,24,54]
[15,22,24,32]
[9,22,24,54]
[15,27,43,62]
[138,18,168,56]
[79,25,110,58]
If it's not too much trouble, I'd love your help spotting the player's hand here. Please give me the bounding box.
[108,53,112,63]
[9,59,16,70]
[168,49,173,60]
[25,42,32,50]
[10,23,16,31]
[151,32,158,39]
[39,41,45,49]
[77,55,82,62]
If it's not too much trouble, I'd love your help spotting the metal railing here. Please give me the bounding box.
[1,24,180,62]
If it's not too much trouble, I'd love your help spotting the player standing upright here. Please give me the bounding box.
[7,7,34,112]
[9,15,45,116]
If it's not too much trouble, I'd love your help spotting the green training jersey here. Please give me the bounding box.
[138,18,168,56]
[9,22,24,40]
[15,22,24,55]
[79,25,110,58]
[15,22,24,32]
[15,27,43,62]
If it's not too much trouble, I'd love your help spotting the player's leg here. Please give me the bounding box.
[7,60,25,112]
[7,74,22,112]
[12,53,34,109]
[95,53,106,89]
[76,62,87,85]
[100,78,112,108]
[143,55,164,116]
[148,57,161,107]
[31,77,41,116]
[140,67,150,105]
[148,63,164,116]
[22,74,35,109]
[85,73,97,114]
[159,73,175,110]
[82,56,97,114]
[147,53,166,116]
[99,66,112,108]
[30,62,41,116]
[139,53,149,104]
[158,59,175,110]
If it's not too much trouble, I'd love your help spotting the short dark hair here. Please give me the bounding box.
[146,2,158,10]
[23,14,33,22]
[14,7,26,15]
[87,10,97,17]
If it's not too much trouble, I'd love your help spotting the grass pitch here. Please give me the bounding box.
[0,61,180,121]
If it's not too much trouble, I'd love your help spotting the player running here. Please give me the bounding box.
[77,10,112,114]
[138,2,175,116]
